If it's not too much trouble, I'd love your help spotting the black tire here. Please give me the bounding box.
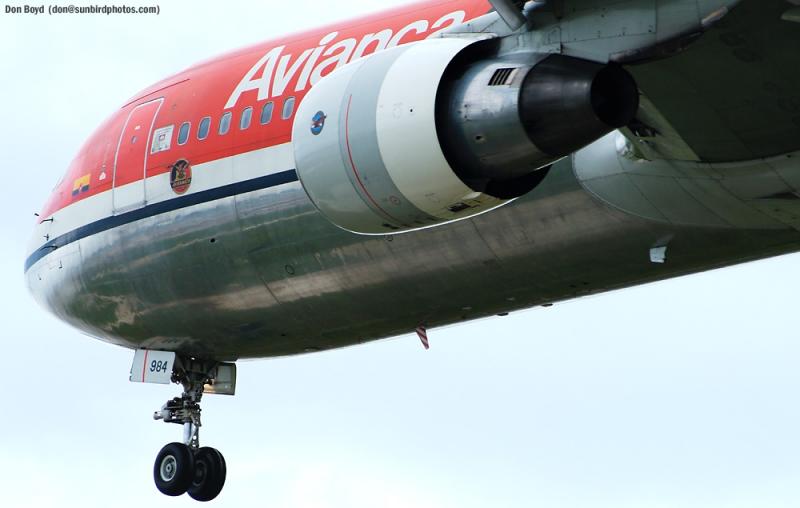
[187,447,227,502]
[154,442,195,496]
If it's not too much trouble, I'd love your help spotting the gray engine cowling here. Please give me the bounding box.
[292,38,638,234]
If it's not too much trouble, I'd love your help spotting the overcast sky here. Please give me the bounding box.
[2,1,800,507]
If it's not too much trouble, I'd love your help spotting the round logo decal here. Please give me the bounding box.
[310,111,327,135]
[170,159,192,195]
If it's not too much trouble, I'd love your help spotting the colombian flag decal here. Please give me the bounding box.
[72,174,91,197]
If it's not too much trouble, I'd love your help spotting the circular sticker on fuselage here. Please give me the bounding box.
[310,111,327,135]
[170,159,192,195]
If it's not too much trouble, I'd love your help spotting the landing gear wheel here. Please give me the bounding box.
[154,442,195,496]
[187,447,227,502]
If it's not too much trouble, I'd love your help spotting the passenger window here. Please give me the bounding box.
[219,112,232,135]
[240,107,253,130]
[198,117,211,140]
[282,97,296,120]
[260,102,274,125]
[178,122,190,145]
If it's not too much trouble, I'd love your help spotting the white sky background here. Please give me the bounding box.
[1,1,800,507]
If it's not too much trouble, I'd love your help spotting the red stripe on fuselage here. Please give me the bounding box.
[141,350,149,382]
[37,0,492,222]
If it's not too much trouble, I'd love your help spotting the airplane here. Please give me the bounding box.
[24,0,800,501]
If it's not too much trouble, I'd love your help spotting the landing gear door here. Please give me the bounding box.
[205,363,236,395]
[113,98,163,214]
[130,349,175,384]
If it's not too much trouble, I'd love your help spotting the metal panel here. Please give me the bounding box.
[26,151,800,360]
[113,99,163,214]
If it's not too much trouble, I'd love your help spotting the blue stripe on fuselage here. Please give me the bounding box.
[24,169,300,272]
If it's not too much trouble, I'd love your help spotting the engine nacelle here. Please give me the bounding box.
[292,38,638,234]
[292,38,501,234]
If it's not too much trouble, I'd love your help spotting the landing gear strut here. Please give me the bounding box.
[151,357,230,501]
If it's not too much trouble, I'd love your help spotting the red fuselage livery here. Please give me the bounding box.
[38,0,491,222]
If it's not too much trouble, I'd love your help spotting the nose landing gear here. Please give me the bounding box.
[149,357,234,502]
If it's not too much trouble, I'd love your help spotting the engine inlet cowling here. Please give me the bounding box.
[292,38,507,235]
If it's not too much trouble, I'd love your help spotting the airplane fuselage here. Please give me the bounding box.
[25,0,800,359]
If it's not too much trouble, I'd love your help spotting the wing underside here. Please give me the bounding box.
[623,0,800,162]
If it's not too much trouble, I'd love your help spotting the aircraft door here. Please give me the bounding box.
[113,98,163,214]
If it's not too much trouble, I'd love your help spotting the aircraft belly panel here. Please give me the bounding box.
[31,157,800,359]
